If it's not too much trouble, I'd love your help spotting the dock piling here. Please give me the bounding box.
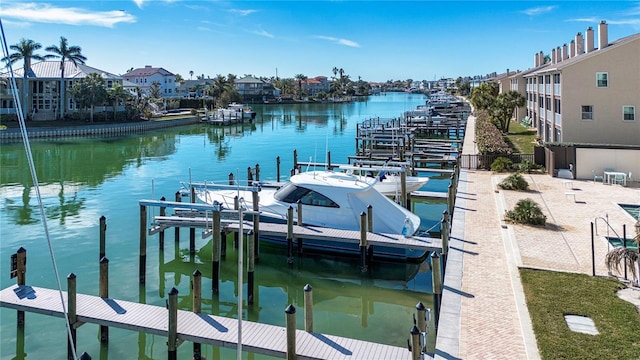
[99,216,107,260]
[99,257,109,342]
[212,211,221,293]
[190,188,196,255]
[304,284,313,332]
[359,212,368,272]
[159,198,166,250]
[285,304,297,360]
[276,156,281,182]
[15,247,26,326]
[168,287,178,360]
[287,206,294,264]
[139,205,147,284]
[174,192,181,245]
[67,273,77,360]
[192,270,202,360]
[248,230,255,305]
[430,252,442,333]
[410,325,421,360]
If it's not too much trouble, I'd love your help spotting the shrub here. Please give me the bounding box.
[505,198,546,225]
[517,159,543,173]
[491,157,513,172]
[498,173,529,190]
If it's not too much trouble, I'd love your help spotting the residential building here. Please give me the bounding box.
[122,65,176,98]
[303,76,330,96]
[522,21,640,145]
[0,61,124,121]
[234,76,279,102]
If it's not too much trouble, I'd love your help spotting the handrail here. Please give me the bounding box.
[594,216,625,249]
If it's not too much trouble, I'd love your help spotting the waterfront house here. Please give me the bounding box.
[521,21,640,145]
[122,65,176,98]
[302,76,331,96]
[0,61,124,121]
[234,75,279,102]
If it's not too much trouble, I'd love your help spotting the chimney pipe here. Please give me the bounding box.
[556,46,562,63]
[575,32,584,55]
[534,53,539,67]
[562,44,568,60]
[585,26,595,53]
[570,40,576,57]
[551,48,556,64]
[598,20,608,49]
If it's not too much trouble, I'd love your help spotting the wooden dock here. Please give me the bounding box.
[151,216,443,253]
[0,285,424,359]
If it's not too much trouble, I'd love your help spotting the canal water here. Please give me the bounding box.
[0,93,449,359]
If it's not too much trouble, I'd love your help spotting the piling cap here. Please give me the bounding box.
[169,287,179,295]
[99,257,109,264]
[415,302,425,310]
[67,273,77,279]
[304,284,312,292]
[193,269,202,276]
[410,324,420,335]
[285,304,296,314]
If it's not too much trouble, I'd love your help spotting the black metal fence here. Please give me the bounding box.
[458,153,535,170]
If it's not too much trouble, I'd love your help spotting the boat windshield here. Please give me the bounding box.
[274,183,339,208]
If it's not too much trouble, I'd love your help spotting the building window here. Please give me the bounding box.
[596,72,608,87]
[581,105,593,120]
[553,74,561,84]
[623,106,635,121]
[554,99,561,114]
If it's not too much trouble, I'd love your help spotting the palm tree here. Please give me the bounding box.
[69,72,107,122]
[294,74,307,99]
[1,38,46,119]
[45,36,87,119]
[189,70,194,80]
[491,90,526,133]
[605,220,640,286]
[108,83,130,121]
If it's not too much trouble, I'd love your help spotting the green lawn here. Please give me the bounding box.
[520,269,640,359]
[504,121,537,154]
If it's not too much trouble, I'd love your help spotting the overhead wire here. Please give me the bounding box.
[0,18,78,360]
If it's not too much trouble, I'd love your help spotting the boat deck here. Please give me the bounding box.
[1,285,422,359]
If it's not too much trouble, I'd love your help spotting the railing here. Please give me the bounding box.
[458,153,535,170]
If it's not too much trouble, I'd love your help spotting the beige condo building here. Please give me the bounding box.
[513,21,639,145]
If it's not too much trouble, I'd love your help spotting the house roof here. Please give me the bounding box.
[526,32,640,76]
[235,75,265,84]
[1,60,122,80]
[123,66,174,78]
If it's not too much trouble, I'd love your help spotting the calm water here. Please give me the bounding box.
[0,93,449,359]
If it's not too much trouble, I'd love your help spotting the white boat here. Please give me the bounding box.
[204,103,256,124]
[338,164,429,196]
[192,170,426,261]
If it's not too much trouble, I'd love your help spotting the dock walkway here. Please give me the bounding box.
[0,285,421,359]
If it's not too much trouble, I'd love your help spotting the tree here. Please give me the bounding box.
[69,72,107,122]
[189,70,194,80]
[149,81,162,99]
[108,83,130,121]
[45,36,87,119]
[470,82,499,111]
[605,220,640,286]
[1,38,46,119]
[491,90,526,133]
[174,74,184,83]
[294,74,307,99]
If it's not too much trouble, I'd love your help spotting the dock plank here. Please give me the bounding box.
[1,285,425,359]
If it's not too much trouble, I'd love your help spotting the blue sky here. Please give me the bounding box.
[1,1,639,82]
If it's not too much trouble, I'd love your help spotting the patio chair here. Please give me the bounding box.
[592,170,603,183]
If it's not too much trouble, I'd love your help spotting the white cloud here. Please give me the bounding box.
[521,5,557,16]
[315,35,360,48]
[2,2,136,27]
[229,9,257,16]
[133,0,145,9]
[252,28,274,38]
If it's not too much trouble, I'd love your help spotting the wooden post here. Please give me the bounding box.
[168,287,178,360]
[359,212,368,272]
[139,204,147,284]
[159,197,166,250]
[67,273,77,360]
[327,151,331,170]
[234,196,239,249]
[442,211,450,271]
[255,163,260,182]
[416,301,428,352]
[228,172,234,185]
[99,215,107,260]
[431,252,442,332]
[277,156,281,182]
[285,304,297,360]
[401,171,408,209]
[99,257,109,342]
[190,187,196,255]
[174,192,181,245]
[192,270,202,360]
[252,190,260,259]
[293,149,298,172]
[247,166,253,186]
[212,211,221,293]
[221,230,227,258]
[304,284,313,332]
[447,184,454,216]
[367,205,373,232]
[287,206,294,264]
[297,200,303,226]
[410,325,421,360]
[248,230,255,304]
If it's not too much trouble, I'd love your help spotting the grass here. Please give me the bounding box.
[520,268,640,360]
[504,120,537,153]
